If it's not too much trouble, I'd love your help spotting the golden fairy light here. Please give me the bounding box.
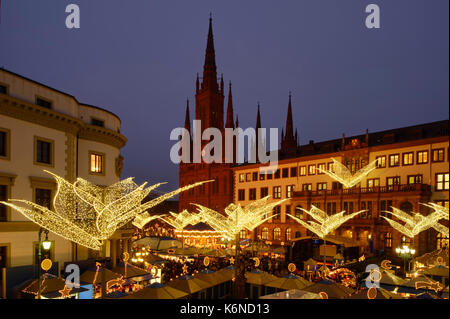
[193,196,287,238]
[1,170,209,250]
[287,205,365,238]
[317,158,377,188]
[381,207,445,238]
[158,210,203,231]
[421,202,449,236]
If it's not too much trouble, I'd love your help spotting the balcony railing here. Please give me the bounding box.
[293,183,431,198]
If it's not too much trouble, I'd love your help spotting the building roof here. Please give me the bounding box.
[0,67,122,123]
[234,119,449,169]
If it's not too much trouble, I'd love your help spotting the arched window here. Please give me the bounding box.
[384,232,392,248]
[401,235,411,246]
[295,205,303,219]
[273,228,281,241]
[399,201,413,214]
[285,228,292,241]
[261,228,268,240]
[437,233,449,249]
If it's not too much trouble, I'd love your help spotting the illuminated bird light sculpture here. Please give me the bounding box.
[287,206,365,239]
[382,207,447,239]
[288,205,365,272]
[317,158,377,188]
[421,203,449,237]
[1,170,209,250]
[193,196,287,239]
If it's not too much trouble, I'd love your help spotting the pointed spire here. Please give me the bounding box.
[196,73,199,93]
[202,15,218,92]
[256,102,261,130]
[285,92,294,140]
[184,99,191,132]
[225,81,234,128]
[235,114,239,128]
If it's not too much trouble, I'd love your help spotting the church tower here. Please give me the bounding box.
[179,17,234,213]
[281,93,298,156]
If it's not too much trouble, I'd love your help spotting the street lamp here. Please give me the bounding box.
[37,228,51,299]
[395,245,415,274]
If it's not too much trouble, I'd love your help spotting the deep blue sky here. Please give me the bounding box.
[0,0,448,192]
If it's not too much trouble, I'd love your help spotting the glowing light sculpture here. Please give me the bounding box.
[193,196,287,238]
[1,170,209,250]
[381,207,445,238]
[421,203,449,236]
[159,210,203,231]
[317,158,377,188]
[287,205,365,238]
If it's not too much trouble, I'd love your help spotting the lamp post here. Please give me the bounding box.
[37,228,51,299]
[395,245,416,274]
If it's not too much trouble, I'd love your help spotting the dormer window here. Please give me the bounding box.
[91,118,105,127]
[36,97,52,109]
[0,84,7,94]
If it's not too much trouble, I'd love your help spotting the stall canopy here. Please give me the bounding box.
[79,267,122,285]
[264,273,313,291]
[363,269,406,287]
[414,248,449,268]
[18,273,88,298]
[304,258,318,270]
[260,289,321,299]
[166,274,213,294]
[245,269,278,286]
[112,263,154,282]
[194,269,230,286]
[134,236,182,251]
[302,279,354,299]
[422,265,449,278]
[124,282,188,299]
[345,287,403,299]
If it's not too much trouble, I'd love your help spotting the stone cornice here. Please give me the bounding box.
[0,93,127,149]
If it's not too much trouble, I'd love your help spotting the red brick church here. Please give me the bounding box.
[178,18,297,213]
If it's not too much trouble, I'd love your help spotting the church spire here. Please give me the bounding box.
[202,15,218,92]
[184,99,191,132]
[225,82,234,128]
[285,92,294,140]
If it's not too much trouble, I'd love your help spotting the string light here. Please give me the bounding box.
[421,202,449,236]
[317,158,377,188]
[287,205,365,238]
[381,207,445,238]
[1,170,209,250]
[193,196,287,238]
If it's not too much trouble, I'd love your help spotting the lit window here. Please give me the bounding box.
[384,233,392,248]
[273,186,281,199]
[286,185,295,198]
[367,179,379,188]
[261,228,268,240]
[417,151,428,164]
[273,228,281,241]
[376,156,386,168]
[246,173,252,182]
[437,233,449,249]
[436,173,449,191]
[317,182,327,191]
[389,154,400,167]
[317,163,326,174]
[432,149,445,162]
[302,184,312,191]
[239,174,245,183]
[299,166,306,176]
[308,165,316,175]
[285,228,292,241]
[90,153,104,173]
[407,175,422,184]
[402,152,413,165]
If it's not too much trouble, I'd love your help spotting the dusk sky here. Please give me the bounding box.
[0,0,448,192]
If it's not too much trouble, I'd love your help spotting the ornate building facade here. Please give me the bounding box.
[233,120,449,256]
[0,68,131,279]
